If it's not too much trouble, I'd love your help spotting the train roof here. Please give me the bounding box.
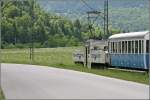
[85,39,107,46]
[109,31,149,39]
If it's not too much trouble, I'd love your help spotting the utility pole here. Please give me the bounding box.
[148,0,150,73]
[86,11,102,39]
[86,0,109,40]
[104,1,106,38]
[106,0,109,37]
[30,0,35,62]
[104,0,109,39]
[29,15,61,61]
[87,11,91,38]
[29,1,62,62]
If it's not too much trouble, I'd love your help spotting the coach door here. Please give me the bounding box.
[146,40,149,69]
[85,46,88,67]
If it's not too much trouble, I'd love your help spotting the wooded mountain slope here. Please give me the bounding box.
[1,0,149,48]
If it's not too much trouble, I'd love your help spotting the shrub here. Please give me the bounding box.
[4,43,15,49]
[15,43,26,48]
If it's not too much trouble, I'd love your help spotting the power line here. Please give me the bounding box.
[81,0,96,11]
[43,0,101,20]
[85,0,109,39]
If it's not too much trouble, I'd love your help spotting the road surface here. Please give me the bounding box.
[1,63,149,99]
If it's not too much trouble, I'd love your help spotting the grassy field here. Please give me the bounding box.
[0,88,5,100]
[1,47,149,84]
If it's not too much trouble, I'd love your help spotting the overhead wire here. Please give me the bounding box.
[80,0,105,38]
[46,0,104,35]
[81,0,96,11]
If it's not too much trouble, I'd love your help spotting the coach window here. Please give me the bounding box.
[111,42,113,53]
[125,41,127,53]
[120,41,122,53]
[112,42,114,53]
[118,42,120,53]
[128,41,131,53]
[131,41,134,53]
[120,41,121,53]
[139,40,141,53]
[114,42,116,53]
[122,41,124,53]
[109,42,110,52]
[116,42,117,53]
[146,40,149,53]
[113,42,115,53]
[110,42,112,53]
[114,42,117,53]
[141,40,144,53]
[124,41,126,53]
[111,42,112,53]
[135,40,138,53]
[116,42,118,53]
[115,42,117,53]
[117,42,119,53]
[108,42,110,53]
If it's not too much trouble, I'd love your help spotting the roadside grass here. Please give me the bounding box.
[0,88,5,100]
[1,47,149,84]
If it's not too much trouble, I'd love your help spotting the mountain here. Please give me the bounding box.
[37,0,148,12]
[37,0,149,32]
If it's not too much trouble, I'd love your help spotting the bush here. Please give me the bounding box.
[34,43,43,48]
[4,43,16,49]
[2,42,43,49]
[15,43,26,48]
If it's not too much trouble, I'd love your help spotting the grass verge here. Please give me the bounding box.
[0,88,5,100]
[1,47,149,84]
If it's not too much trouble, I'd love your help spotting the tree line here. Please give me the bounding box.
[1,0,120,49]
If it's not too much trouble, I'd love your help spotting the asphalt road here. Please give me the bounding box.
[1,63,149,99]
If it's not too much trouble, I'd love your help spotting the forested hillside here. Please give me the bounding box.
[1,0,82,48]
[1,0,149,48]
[2,0,121,48]
[38,0,149,32]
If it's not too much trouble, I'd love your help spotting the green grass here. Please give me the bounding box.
[1,47,149,84]
[0,88,5,100]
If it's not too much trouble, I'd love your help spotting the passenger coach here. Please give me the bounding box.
[108,31,149,70]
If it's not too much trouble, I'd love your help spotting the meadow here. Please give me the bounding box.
[1,47,149,84]
[0,88,5,100]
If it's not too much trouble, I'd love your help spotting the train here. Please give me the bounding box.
[73,31,150,70]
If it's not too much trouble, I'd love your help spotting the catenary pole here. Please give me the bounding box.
[106,0,109,37]
[148,0,150,78]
